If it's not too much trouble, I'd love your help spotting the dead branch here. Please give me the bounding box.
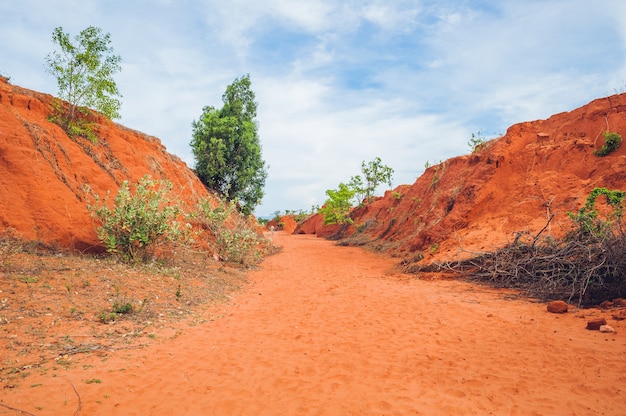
[0,402,38,416]
[68,379,82,416]
[409,213,626,307]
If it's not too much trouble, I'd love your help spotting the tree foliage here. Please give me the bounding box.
[45,26,122,126]
[319,183,356,225]
[350,157,394,204]
[191,75,267,214]
[319,157,394,224]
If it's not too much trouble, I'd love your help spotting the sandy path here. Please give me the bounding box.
[3,232,625,415]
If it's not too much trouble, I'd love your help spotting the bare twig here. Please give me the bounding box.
[0,402,38,416]
[68,379,82,416]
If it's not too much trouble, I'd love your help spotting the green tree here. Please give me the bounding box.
[191,74,267,214]
[319,183,356,225]
[45,26,122,126]
[350,157,394,204]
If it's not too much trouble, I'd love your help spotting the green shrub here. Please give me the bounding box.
[87,175,183,263]
[468,130,486,153]
[195,199,272,267]
[568,187,625,237]
[112,300,134,314]
[594,131,622,156]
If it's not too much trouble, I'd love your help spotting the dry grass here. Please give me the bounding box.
[0,238,253,384]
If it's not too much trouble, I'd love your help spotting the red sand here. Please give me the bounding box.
[3,232,625,415]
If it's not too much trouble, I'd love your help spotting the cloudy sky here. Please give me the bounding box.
[2,1,626,217]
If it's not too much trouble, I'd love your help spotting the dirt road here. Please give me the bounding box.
[2,232,625,415]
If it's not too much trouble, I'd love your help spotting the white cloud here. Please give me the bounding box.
[361,2,421,32]
[268,0,335,32]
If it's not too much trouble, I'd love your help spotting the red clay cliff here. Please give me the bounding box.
[300,94,626,267]
[0,78,211,251]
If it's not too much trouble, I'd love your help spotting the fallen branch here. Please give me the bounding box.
[409,208,626,306]
[68,379,82,416]
[0,402,38,416]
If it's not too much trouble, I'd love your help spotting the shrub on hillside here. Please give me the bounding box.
[594,131,622,157]
[195,199,274,267]
[86,175,184,263]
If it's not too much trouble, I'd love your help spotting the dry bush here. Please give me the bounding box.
[411,188,626,307]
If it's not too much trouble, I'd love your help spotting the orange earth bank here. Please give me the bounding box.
[298,94,626,270]
[2,233,625,416]
[0,78,212,251]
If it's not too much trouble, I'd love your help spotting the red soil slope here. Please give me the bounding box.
[301,94,626,266]
[0,78,211,251]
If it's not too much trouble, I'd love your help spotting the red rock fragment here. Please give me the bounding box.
[599,300,614,309]
[586,318,608,330]
[547,300,568,314]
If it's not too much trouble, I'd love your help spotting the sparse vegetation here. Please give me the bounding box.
[85,378,102,384]
[430,163,444,187]
[468,130,487,153]
[270,208,318,225]
[0,228,21,266]
[195,199,275,266]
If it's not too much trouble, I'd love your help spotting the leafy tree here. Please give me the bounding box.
[319,183,356,225]
[45,26,122,126]
[191,74,267,214]
[350,157,394,204]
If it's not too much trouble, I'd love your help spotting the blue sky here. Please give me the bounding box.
[1,0,625,217]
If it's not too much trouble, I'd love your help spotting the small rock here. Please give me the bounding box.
[547,300,568,314]
[599,300,614,309]
[599,325,616,333]
[586,318,608,330]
